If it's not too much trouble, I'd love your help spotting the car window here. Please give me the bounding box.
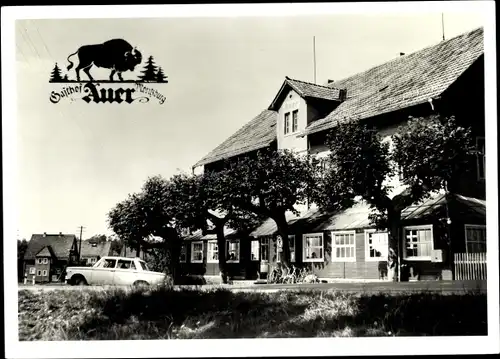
[139,261,149,271]
[101,259,117,268]
[117,259,136,270]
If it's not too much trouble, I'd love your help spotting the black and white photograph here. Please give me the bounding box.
[2,2,499,357]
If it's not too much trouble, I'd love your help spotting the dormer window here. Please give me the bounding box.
[284,112,290,135]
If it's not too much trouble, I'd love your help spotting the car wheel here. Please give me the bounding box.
[133,280,149,288]
[72,275,88,286]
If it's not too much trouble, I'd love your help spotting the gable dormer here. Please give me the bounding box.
[268,77,345,152]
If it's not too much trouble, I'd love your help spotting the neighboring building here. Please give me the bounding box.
[22,233,79,283]
[188,27,486,281]
[79,240,113,266]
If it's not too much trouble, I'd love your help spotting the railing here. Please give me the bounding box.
[454,252,487,280]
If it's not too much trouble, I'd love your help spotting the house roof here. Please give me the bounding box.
[268,77,343,110]
[194,109,277,167]
[195,27,483,167]
[24,234,77,261]
[401,193,486,220]
[304,27,484,135]
[79,241,112,258]
[35,246,54,258]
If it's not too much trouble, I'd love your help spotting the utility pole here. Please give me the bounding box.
[77,226,85,264]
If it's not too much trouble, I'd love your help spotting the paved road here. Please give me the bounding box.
[18,280,486,294]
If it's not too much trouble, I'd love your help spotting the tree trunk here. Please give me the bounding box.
[215,223,228,284]
[387,210,402,282]
[273,211,291,268]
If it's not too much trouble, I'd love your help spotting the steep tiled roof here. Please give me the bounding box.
[80,241,112,258]
[24,234,77,261]
[304,27,484,135]
[194,109,277,167]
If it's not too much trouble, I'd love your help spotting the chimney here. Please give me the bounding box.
[43,232,46,237]
[399,52,405,56]
[339,89,347,101]
[59,232,63,236]
[327,79,335,84]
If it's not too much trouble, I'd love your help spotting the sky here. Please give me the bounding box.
[14,10,486,241]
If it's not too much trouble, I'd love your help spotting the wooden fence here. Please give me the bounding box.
[454,252,487,280]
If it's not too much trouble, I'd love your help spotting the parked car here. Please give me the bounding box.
[65,256,166,287]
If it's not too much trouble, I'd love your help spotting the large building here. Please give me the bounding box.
[184,27,486,281]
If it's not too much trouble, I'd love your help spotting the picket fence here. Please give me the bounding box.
[454,252,487,280]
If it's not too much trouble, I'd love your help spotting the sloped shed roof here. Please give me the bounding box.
[304,27,484,135]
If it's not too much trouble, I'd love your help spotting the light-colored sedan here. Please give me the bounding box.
[65,256,166,287]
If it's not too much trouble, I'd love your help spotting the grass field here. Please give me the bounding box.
[18,286,487,340]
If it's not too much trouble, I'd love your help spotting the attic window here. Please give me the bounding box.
[379,85,389,92]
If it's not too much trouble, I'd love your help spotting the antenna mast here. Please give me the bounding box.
[313,36,317,84]
[441,13,446,41]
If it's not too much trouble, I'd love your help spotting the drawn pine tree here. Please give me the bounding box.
[49,63,64,83]
[138,56,158,82]
[156,67,167,83]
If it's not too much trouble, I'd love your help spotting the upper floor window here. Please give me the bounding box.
[477,137,485,180]
[284,112,290,135]
[292,110,298,133]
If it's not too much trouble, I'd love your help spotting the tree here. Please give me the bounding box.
[108,176,182,281]
[319,115,477,281]
[224,148,317,267]
[86,234,107,244]
[156,67,167,82]
[138,56,158,82]
[169,171,261,283]
[18,239,28,282]
[49,63,64,82]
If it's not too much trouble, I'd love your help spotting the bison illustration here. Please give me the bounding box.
[66,39,143,82]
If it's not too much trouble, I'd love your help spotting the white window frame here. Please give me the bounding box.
[207,240,219,263]
[251,240,260,261]
[42,270,47,276]
[403,225,434,261]
[37,258,43,264]
[284,112,290,135]
[476,136,485,180]
[464,224,486,253]
[260,237,270,262]
[29,267,36,275]
[291,110,298,133]
[277,235,296,263]
[331,231,357,262]
[179,244,187,263]
[37,270,42,276]
[226,239,240,263]
[302,233,325,262]
[190,241,204,263]
[43,258,48,264]
[365,229,389,261]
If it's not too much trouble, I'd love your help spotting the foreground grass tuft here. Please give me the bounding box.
[18,287,487,340]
